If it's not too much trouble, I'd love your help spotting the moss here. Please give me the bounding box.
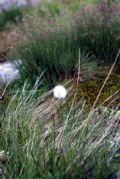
[76,74,120,108]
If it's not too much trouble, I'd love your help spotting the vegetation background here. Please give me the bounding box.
[0,0,120,178]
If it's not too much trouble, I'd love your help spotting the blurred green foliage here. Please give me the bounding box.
[0,7,22,30]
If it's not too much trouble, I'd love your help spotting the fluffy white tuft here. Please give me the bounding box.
[53,85,67,99]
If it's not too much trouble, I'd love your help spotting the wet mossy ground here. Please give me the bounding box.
[76,74,120,109]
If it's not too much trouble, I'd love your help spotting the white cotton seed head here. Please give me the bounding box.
[53,85,67,99]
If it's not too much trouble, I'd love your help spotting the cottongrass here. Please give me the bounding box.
[0,76,120,178]
[53,85,67,99]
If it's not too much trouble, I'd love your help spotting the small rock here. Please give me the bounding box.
[0,60,21,83]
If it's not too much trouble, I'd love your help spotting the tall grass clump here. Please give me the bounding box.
[17,29,77,87]
[0,78,120,178]
[17,41,96,88]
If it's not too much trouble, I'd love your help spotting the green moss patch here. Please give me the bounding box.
[76,74,120,108]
